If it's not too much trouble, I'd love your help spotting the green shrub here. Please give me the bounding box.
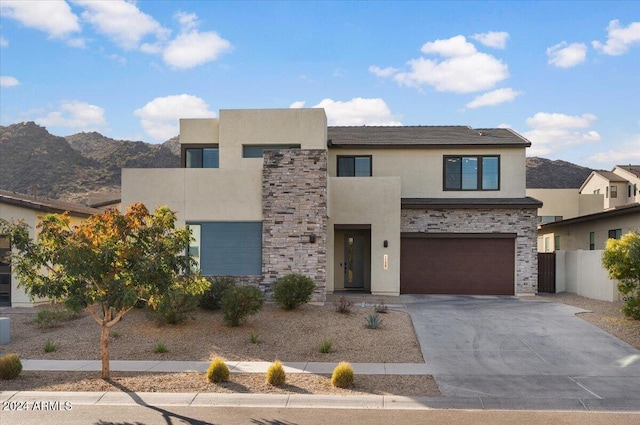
[149,288,200,325]
[273,274,316,310]
[0,353,23,380]
[331,362,354,388]
[62,297,85,317]
[206,357,230,383]
[44,340,57,353]
[266,360,286,386]
[249,330,260,344]
[365,313,383,329]
[621,293,640,319]
[200,276,236,310]
[318,336,333,353]
[334,296,354,314]
[221,285,264,327]
[154,343,167,353]
[35,308,70,328]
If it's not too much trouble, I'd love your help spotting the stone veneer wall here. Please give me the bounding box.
[262,149,327,301]
[401,208,539,294]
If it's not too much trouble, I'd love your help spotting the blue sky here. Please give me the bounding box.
[1,1,639,169]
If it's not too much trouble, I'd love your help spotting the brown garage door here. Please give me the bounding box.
[400,236,515,295]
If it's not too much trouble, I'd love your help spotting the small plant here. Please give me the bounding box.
[221,285,264,327]
[206,357,230,383]
[331,361,354,388]
[318,336,333,353]
[266,360,286,386]
[35,308,69,328]
[154,343,167,353]
[273,274,316,310]
[200,276,236,310]
[365,313,383,329]
[148,286,200,325]
[249,330,260,344]
[374,299,388,314]
[334,296,354,314]
[0,353,23,380]
[111,331,121,339]
[44,340,57,353]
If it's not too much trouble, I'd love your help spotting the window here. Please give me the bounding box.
[242,144,300,158]
[606,186,609,198]
[610,185,617,198]
[554,235,560,251]
[629,184,633,198]
[608,229,622,240]
[182,146,219,168]
[337,156,372,177]
[538,216,563,224]
[0,236,10,306]
[593,189,600,194]
[443,156,499,191]
[589,232,595,250]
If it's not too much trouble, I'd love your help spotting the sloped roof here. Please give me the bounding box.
[594,170,629,182]
[327,126,531,148]
[539,202,640,229]
[617,165,640,178]
[0,189,100,217]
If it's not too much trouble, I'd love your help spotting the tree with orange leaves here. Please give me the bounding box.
[0,203,209,379]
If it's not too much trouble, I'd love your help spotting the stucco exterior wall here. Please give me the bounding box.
[179,118,219,145]
[328,177,401,296]
[121,168,263,223]
[401,207,539,294]
[580,174,627,210]
[526,189,603,220]
[327,147,525,198]
[556,250,620,301]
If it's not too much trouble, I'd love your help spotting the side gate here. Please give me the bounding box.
[538,252,556,293]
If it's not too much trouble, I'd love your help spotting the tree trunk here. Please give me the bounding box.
[101,310,111,380]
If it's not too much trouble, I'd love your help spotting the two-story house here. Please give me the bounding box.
[579,166,640,210]
[122,108,541,299]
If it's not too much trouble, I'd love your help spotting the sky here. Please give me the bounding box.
[1,1,639,169]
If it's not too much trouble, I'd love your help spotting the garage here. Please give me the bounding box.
[400,235,515,295]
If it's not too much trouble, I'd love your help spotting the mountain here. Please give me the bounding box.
[0,122,597,206]
[0,122,179,204]
[526,157,594,189]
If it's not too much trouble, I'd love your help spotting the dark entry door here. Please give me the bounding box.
[344,233,366,289]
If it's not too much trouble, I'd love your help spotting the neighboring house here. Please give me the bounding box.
[122,108,541,298]
[0,189,100,307]
[579,166,640,210]
[526,188,602,224]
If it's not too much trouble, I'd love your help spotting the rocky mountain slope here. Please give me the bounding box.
[1,122,596,205]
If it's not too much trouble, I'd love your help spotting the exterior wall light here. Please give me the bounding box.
[383,240,388,248]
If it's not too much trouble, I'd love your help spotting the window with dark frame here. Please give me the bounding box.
[337,155,372,177]
[611,185,617,198]
[443,155,499,191]
[182,145,219,168]
[242,144,300,158]
[589,232,595,250]
[608,229,622,239]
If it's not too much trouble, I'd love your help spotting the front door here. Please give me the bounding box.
[344,233,366,289]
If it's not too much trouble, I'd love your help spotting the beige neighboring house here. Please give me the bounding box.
[0,189,100,307]
[122,108,541,299]
[579,166,640,210]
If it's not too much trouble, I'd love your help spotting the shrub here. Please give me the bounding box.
[62,297,85,317]
[44,340,57,353]
[35,308,70,328]
[374,299,388,314]
[149,288,200,325]
[221,285,264,327]
[154,343,167,353]
[334,296,354,314]
[206,357,230,383]
[266,360,286,386]
[318,336,333,353]
[200,276,236,310]
[111,331,121,339]
[273,274,316,310]
[249,330,260,344]
[365,313,383,329]
[331,362,354,388]
[0,353,23,380]
[602,231,640,319]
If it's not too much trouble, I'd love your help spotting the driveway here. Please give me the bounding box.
[403,295,640,409]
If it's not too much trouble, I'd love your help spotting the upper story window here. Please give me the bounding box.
[242,144,300,158]
[589,232,595,250]
[182,146,219,168]
[608,229,622,239]
[443,155,499,191]
[610,185,618,198]
[337,156,372,177]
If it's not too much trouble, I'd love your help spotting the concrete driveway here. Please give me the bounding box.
[403,295,640,410]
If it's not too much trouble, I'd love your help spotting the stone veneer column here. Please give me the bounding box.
[401,208,539,294]
[262,149,327,301]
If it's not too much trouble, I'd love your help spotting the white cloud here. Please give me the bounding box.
[134,94,216,141]
[547,42,587,68]
[497,123,512,129]
[75,0,169,50]
[305,98,402,126]
[0,76,19,87]
[289,101,306,109]
[586,134,640,165]
[1,0,80,40]
[36,101,107,129]
[471,31,509,49]
[0,35,8,48]
[369,65,399,77]
[389,35,509,93]
[465,88,522,109]
[163,31,232,69]
[175,11,198,32]
[592,20,640,56]
[523,112,600,156]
